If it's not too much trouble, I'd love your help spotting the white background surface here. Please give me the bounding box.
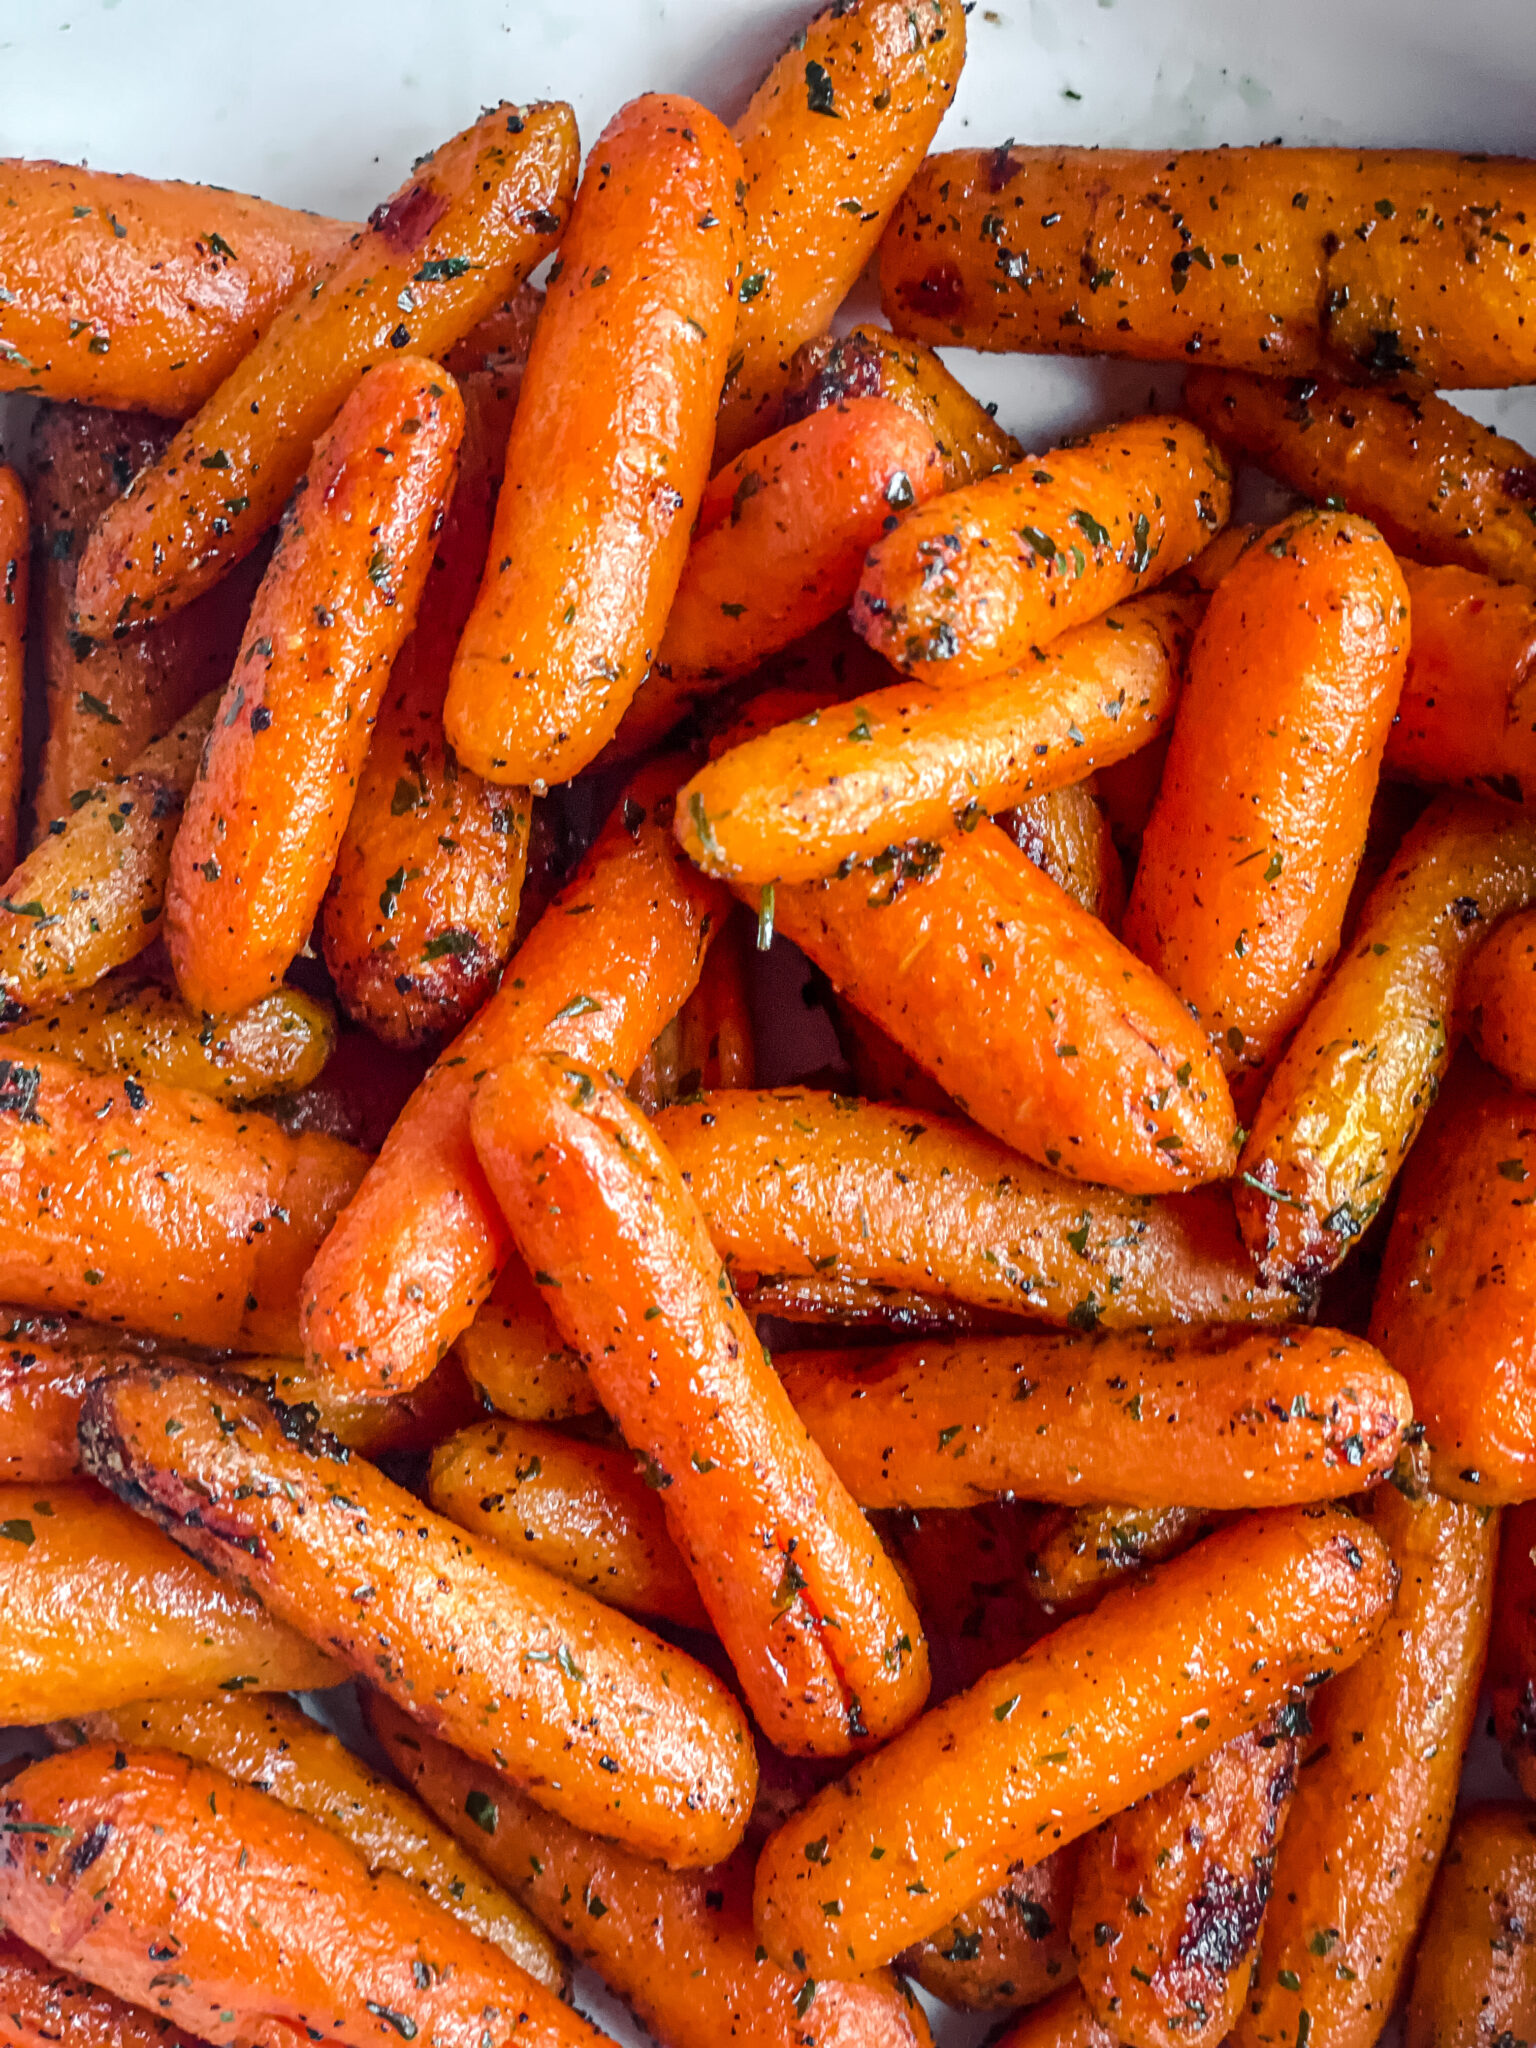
[2,1,1535,2042]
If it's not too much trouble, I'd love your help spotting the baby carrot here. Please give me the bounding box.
[446,96,741,788]
[81,1365,756,1865]
[716,0,966,461]
[898,1853,1077,2012]
[1403,1803,1536,2047]
[72,104,574,634]
[0,1319,152,1482]
[1464,907,1536,1089]
[1000,779,1127,929]
[658,398,944,681]
[1491,1502,1536,1797]
[780,1325,1409,1510]
[0,1480,341,1722]
[675,590,1202,885]
[471,1055,930,1755]
[753,1504,1394,1976]
[758,823,1239,1192]
[0,468,26,879]
[672,904,755,1092]
[0,1746,597,2048]
[991,1988,1114,2048]
[1026,1504,1220,1614]
[0,1929,213,2048]
[303,766,728,1393]
[166,357,462,1018]
[1124,509,1410,1096]
[850,415,1229,686]
[452,1257,598,1422]
[1384,564,1536,802]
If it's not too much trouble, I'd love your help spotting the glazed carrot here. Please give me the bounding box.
[0,1747,596,2048]
[675,590,1202,885]
[1124,509,1409,1097]
[1383,564,1536,802]
[1187,368,1536,586]
[0,1929,214,2048]
[1234,794,1536,1284]
[255,1026,431,1151]
[443,282,544,377]
[758,824,1238,1192]
[1234,1481,1495,2047]
[80,1365,756,1865]
[26,406,259,837]
[0,980,335,1105]
[0,469,26,879]
[446,97,741,788]
[999,780,1128,930]
[0,696,214,1009]
[372,1699,933,2048]
[452,1258,598,1421]
[0,1480,341,1721]
[753,1504,1394,1975]
[73,105,576,634]
[0,161,346,414]
[656,1089,1294,1326]
[427,1417,710,1630]
[166,358,462,1017]
[303,767,729,1392]
[50,1693,563,1991]
[659,398,944,682]
[1026,1506,1224,1621]
[0,1049,365,1348]
[850,415,1229,686]
[1491,1503,1536,1797]
[673,905,755,1092]
[780,1325,1409,1510]
[322,364,530,1047]
[228,1354,481,1461]
[0,1317,154,1483]
[1463,909,1536,1090]
[1403,1803,1536,2046]
[898,1852,1078,2011]
[1368,1058,1536,1502]
[471,1056,930,1755]
[715,0,966,462]
[1073,1710,1302,2048]
[991,1988,1115,2048]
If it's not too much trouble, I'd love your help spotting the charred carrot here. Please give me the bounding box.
[0,469,26,879]
[80,1366,756,1865]
[898,1853,1077,2012]
[452,1258,598,1422]
[753,1505,1394,1976]
[471,1056,930,1755]
[0,1319,154,1483]
[0,1928,214,2048]
[850,415,1229,686]
[1403,1803,1536,2046]
[1465,908,1536,1090]
[73,105,576,634]
[1383,563,1536,802]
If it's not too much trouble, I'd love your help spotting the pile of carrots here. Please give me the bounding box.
[4,3,1536,2044]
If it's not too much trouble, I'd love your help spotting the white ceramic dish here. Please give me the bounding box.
[2,2,1535,2041]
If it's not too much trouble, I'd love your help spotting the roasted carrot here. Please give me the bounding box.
[715,0,966,462]
[0,980,335,1105]
[50,1694,563,1991]
[1234,794,1536,1284]
[72,104,576,634]
[322,363,531,1048]
[990,1987,1115,2048]
[998,780,1128,930]
[372,1698,934,2048]
[303,767,728,1393]
[0,695,214,1010]
[0,468,26,880]
[675,590,1202,886]
[254,1026,432,1152]
[0,1928,213,2048]
[0,1746,596,2048]
[0,1480,341,1722]
[427,1418,710,1630]
[1073,1710,1301,2048]
[1491,1502,1536,1798]
[673,905,755,1092]
[0,1048,365,1348]
[446,96,741,788]
[1187,368,1536,586]
[781,1325,1408,1510]
[1124,508,1409,1097]
[1463,908,1536,1090]
[757,824,1238,1192]
[0,1317,155,1483]
[753,1505,1394,1976]
[1383,564,1536,803]
[471,1055,930,1755]
[0,160,346,414]
[443,282,544,377]
[1234,1480,1495,2046]
[1026,1505,1221,1618]
[656,1089,1293,1326]
[1403,1803,1536,2047]
[850,415,1229,686]
[452,1258,598,1422]
[80,1365,756,1866]
[898,1851,1078,2011]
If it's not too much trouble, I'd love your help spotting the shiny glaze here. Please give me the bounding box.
[899,1849,1078,2011]
[452,1257,597,1423]
[1404,1803,1536,2045]
[1386,563,1536,802]
[0,1927,214,2048]
[1464,906,1536,1091]
[999,778,1128,931]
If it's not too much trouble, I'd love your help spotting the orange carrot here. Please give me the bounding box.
[0,1928,215,2048]
[1464,907,1536,1089]
[471,1055,929,1755]
[0,1317,154,1483]
[1026,1503,1221,1614]
[672,905,755,1092]
[452,1257,598,1422]
[303,767,728,1393]
[1403,1803,1536,2048]
[1490,1501,1536,1797]
[897,1853,1077,2012]
[72,104,576,633]
[446,96,741,788]
[990,1987,1115,2048]
[0,469,26,879]
[999,779,1128,930]
[850,415,1229,686]
[1384,564,1536,803]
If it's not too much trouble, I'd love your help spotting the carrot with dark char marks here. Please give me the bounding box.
[898,1851,1078,2011]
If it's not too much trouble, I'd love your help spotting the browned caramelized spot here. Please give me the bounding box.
[1176,1857,1274,1979]
[900,264,967,322]
[784,339,885,426]
[1504,466,1536,501]
[368,184,450,252]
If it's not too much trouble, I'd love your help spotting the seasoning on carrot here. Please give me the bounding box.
[452,1256,598,1422]
[0,1927,215,2048]
[1383,564,1536,803]
[1402,1803,1536,2046]
[898,1850,1078,2012]
[1026,1503,1222,1615]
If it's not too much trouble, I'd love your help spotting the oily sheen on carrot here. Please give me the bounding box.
[1464,907,1536,1090]
[166,357,462,1017]
[753,1505,1394,1976]
[1386,563,1536,803]
[303,769,728,1393]
[850,415,1229,685]
[760,822,1238,1192]
[0,1929,215,2048]
[472,1056,929,1756]
[447,95,741,787]
[79,1365,757,1865]
[0,1747,597,2048]
[73,103,576,633]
